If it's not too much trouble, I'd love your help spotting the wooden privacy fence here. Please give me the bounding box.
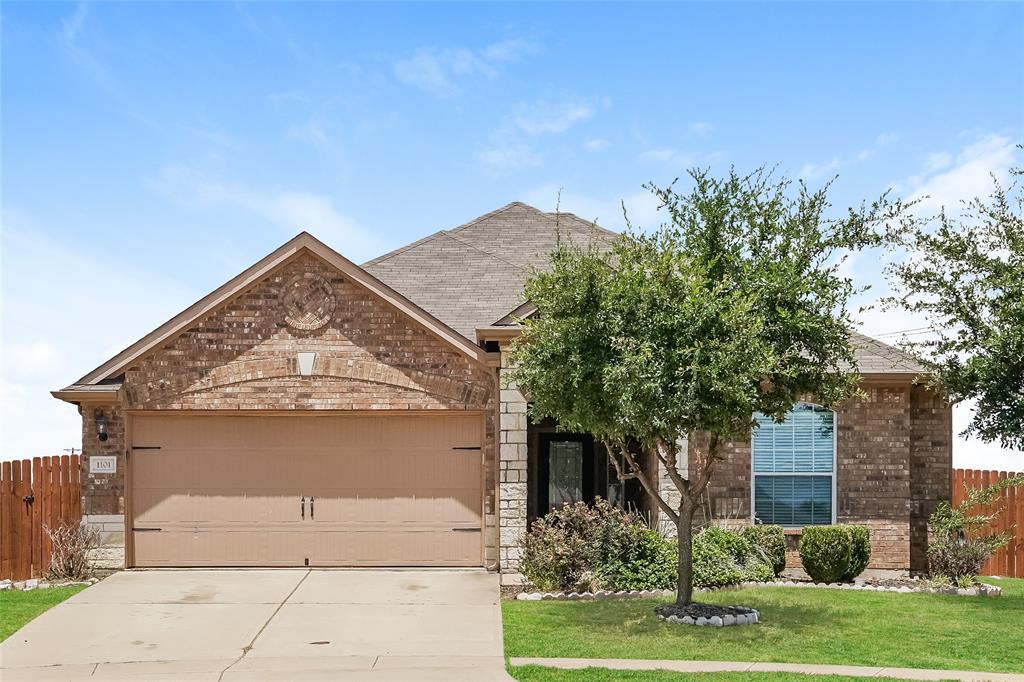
[953,468,1024,578]
[0,456,82,581]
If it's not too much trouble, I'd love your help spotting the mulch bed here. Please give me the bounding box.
[655,602,755,620]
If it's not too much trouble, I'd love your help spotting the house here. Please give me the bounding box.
[54,202,951,577]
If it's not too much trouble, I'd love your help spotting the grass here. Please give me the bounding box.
[503,577,1024,674]
[509,668,954,682]
[0,584,87,642]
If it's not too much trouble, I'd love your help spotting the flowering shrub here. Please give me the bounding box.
[520,499,642,592]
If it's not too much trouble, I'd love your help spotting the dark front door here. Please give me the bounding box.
[537,433,595,514]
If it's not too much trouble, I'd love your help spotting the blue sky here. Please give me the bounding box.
[2,2,1022,467]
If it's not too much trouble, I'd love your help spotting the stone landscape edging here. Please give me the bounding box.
[514,579,1001,601]
[0,577,97,592]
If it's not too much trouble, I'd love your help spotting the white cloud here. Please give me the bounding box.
[476,143,543,172]
[688,121,713,137]
[478,95,594,172]
[905,133,1018,216]
[61,3,88,44]
[393,38,540,95]
[922,152,953,174]
[584,138,609,152]
[480,38,542,63]
[154,161,384,260]
[286,118,329,146]
[799,156,842,180]
[3,342,65,381]
[511,98,593,135]
[875,132,899,146]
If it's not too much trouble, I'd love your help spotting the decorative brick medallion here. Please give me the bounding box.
[281,273,336,331]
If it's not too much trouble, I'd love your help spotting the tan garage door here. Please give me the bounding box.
[130,413,483,567]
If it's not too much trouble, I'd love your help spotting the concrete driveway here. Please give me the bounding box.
[0,569,511,681]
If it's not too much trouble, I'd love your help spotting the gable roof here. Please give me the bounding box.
[58,232,491,395]
[363,202,617,341]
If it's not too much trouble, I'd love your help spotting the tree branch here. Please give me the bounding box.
[609,440,680,525]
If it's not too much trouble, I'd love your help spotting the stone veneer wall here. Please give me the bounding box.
[692,385,952,572]
[78,252,499,568]
[498,349,528,574]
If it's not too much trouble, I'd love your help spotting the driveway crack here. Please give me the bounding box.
[217,569,311,681]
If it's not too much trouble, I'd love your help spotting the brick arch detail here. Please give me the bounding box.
[130,356,491,408]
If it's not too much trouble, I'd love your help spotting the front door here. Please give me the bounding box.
[537,433,595,514]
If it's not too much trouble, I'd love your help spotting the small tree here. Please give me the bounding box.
[512,168,905,605]
[886,157,1024,449]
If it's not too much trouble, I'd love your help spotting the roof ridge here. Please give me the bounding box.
[446,201,529,236]
[362,202,527,268]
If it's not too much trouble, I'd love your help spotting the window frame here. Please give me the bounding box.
[749,403,838,528]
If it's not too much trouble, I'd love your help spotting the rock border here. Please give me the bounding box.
[514,579,1000,601]
[0,577,98,592]
[745,579,1002,597]
[657,607,760,627]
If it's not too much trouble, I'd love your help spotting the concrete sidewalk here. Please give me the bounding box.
[509,657,1024,682]
[1,569,512,681]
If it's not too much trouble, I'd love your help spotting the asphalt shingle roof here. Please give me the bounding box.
[363,202,926,375]
[363,202,615,340]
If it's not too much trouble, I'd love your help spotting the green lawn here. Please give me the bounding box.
[503,577,1024,674]
[0,584,87,642]
[510,668,952,682]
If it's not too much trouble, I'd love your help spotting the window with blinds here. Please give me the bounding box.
[752,402,835,526]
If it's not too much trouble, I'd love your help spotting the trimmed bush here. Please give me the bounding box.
[842,525,871,581]
[799,525,852,583]
[743,524,787,576]
[602,525,677,591]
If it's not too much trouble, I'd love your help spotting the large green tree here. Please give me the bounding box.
[511,168,905,605]
[886,163,1024,451]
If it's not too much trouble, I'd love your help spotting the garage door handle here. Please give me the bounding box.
[301,496,305,520]
[452,527,479,532]
[310,496,314,520]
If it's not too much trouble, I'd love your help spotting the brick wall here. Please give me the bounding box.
[692,384,952,572]
[79,252,499,565]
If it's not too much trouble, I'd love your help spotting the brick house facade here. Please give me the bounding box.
[55,202,951,575]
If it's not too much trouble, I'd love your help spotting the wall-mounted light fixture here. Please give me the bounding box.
[94,409,108,442]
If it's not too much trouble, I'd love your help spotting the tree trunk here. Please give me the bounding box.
[676,502,696,606]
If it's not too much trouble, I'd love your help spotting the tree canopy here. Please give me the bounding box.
[886,162,1024,450]
[511,167,907,604]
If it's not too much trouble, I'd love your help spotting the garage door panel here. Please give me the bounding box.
[131,413,483,567]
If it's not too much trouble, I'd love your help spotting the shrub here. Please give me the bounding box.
[741,558,776,582]
[692,530,743,588]
[743,524,787,576]
[841,525,871,581]
[799,525,852,583]
[519,498,644,592]
[699,526,751,564]
[602,525,677,591]
[926,474,1023,581]
[45,522,99,581]
[927,538,996,580]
